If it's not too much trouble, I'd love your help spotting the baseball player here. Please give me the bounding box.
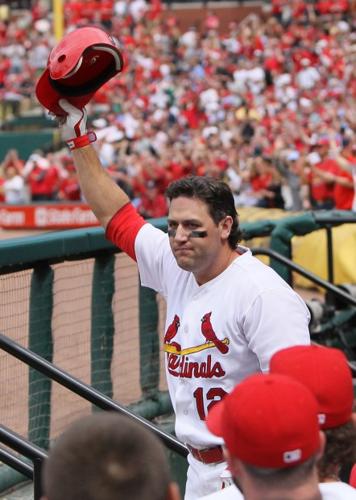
[200,345,356,500]
[48,99,311,499]
[270,344,356,498]
[202,373,325,500]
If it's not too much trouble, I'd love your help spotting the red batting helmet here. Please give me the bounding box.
[35,26,124,116]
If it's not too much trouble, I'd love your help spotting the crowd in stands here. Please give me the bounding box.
[0,0,355,215]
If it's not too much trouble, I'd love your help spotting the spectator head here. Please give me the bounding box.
[341,136,355,152]
[206,373,323,498]
[146,179,158,190]
[270,344,356,481]
[3,164,20,178]
[144,180,160,200]
[287,151,300,162]
[306,152,321,166]
[165,175,241,249]
[315,137,330,156]
[42,412,180,500]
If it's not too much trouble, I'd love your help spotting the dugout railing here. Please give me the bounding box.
[250,247,356,374]
[0,424,46,500]
[0,210,356,495]
[0,331,188,500]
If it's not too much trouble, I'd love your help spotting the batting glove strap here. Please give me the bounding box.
[67,131,97,150]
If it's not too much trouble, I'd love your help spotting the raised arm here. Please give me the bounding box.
[59,99,129,229]
[71,145,129,229]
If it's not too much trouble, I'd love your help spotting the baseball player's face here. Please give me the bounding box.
[167,196,232,284]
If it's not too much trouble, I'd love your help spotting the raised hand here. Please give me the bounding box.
[57,99,96,150]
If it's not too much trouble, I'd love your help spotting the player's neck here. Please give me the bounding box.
[241,466,322,500]
[243,483,322,500]
[194,247,238,285]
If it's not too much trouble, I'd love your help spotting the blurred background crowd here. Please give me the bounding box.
[0,0,355,217]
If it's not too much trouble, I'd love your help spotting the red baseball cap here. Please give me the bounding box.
[270,345,353,429]
[316,136,330,146]
[36,26,124,116]
[206,373,320,469]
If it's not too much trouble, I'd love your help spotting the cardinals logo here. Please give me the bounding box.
[163,312,229,356]
[201,312,229,354]
[164,314,181,351]
[164,311,228,379]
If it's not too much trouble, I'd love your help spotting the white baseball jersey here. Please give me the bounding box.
[135,223,311,449]
[319,482,356,499]
[199,484,242,499]
[199,482,356,499]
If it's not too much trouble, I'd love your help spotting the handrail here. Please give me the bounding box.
[0,445,33,479]
[312,213,356,225]
[0,426,47,463]
[0,333,188,458]
[251,247,356,308]
[0,426,45,500]
[312,212,356,285]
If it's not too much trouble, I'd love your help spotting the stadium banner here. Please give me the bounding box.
[0,204,99,229]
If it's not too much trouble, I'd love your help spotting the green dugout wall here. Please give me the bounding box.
[0,130,56,159]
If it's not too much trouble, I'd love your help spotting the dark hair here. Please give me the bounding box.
[165,176,242,249]
[318,421,356,481]
[43,413,171,500]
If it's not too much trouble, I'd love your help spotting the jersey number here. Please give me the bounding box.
[193,387,228,420]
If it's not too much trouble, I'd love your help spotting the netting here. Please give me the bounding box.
[0,252,167,444]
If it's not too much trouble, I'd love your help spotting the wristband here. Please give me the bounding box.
[66,131,97,150]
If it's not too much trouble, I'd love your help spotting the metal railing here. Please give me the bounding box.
[251,246,356,376]
[0,332,188,500]
[251,247,356,308]
[0,426,46,500]
[307,212,356,286]
[0,446,33,479]
[0,333,188,457]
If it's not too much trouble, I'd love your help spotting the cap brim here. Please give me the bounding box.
[205,400,225,437]
[35,69,94,116]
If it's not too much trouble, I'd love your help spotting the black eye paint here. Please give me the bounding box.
[167,229,208,238]
[190,230,208,238]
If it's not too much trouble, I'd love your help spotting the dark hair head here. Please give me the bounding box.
[43,413,171,500]
[318,420,356,481]
[165,175,241,249]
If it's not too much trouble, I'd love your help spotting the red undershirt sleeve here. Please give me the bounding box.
[105,202,147,261]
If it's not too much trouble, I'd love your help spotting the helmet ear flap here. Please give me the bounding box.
[93,45,123,72]
[35,26,125,115]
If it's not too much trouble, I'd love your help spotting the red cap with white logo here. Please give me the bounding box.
[206,373,320,468]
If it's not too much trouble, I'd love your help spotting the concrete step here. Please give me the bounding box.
[0,483,33,500]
